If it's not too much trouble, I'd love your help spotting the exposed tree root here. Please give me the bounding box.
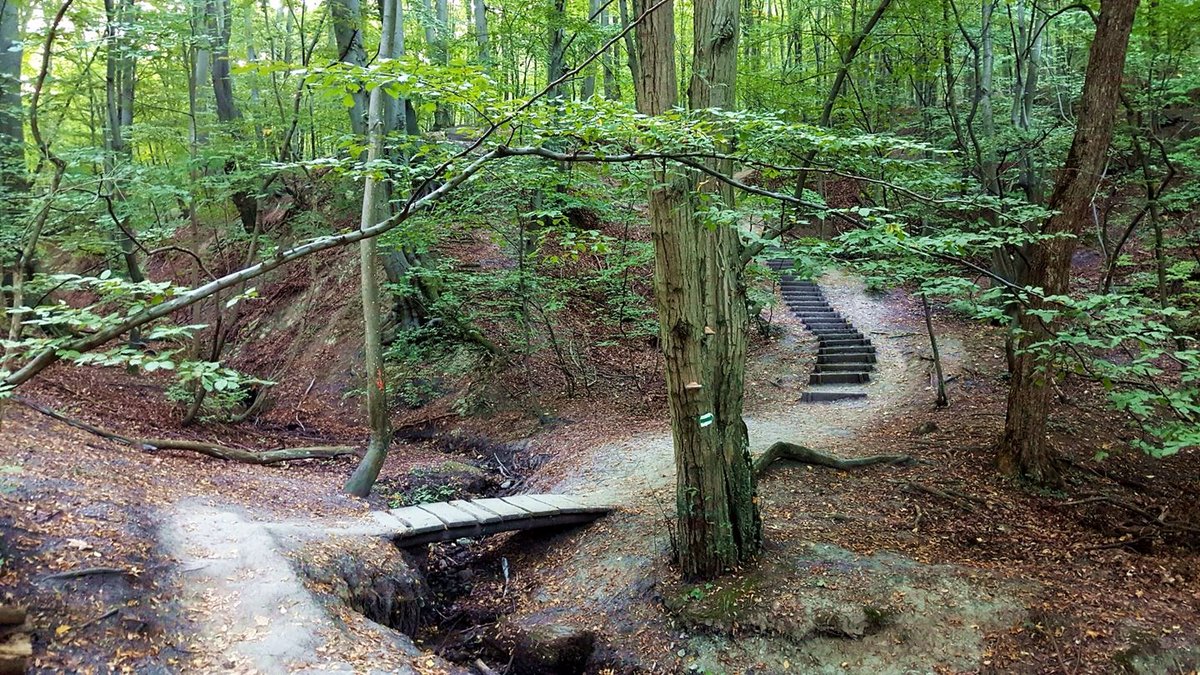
[15,397,359,465]
[753,442,915,476]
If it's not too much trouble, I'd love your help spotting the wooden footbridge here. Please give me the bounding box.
[377,494,612,547]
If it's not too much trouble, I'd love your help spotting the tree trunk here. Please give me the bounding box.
[331,0,369,135]
[581,0,602,98]
[546,0,567,99]
[344,10,398,497]
[978,0,999,196]
[922,292,948,407]
[635,0,760,580]
[203,0,258,232]
[600,8,618,99]
[999,0,1140,484]
[0,0,24,208]
[619,0,639,106]
[104,0,145,346]
[474,0,490,66]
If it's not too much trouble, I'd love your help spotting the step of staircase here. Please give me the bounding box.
[818,352,877,364]
[818,337,872,347]
[816,362,876,373]
[800,391,868,403]
[819,344,876,354]
[810,372,871,385]
[805,321,855,330]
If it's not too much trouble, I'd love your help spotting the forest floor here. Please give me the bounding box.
[2,268,1199,673]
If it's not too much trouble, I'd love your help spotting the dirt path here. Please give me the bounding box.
[550,269,957,504]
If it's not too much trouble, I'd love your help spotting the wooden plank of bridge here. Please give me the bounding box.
[390,507,446,535]
[470,497,534,521]
[499,495,560,516]
[448,499,503,525]
[387,494,612,548]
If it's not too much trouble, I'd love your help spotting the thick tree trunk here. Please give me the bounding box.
[999,0,1140,484]
[636,0,760,580]
[331,0,369,135]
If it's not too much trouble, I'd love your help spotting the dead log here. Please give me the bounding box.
[15,396,359,465]
[0,635,31,675]
[0,608,24,626]
[754,442,915,476]
[0,606,29,675]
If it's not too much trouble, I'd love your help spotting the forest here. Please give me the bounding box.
[0,0,1197,669]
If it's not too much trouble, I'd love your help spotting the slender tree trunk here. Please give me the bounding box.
[546,0,567,99]
[600,8,618,99]
[581,0,602,98]
[922,293,948,407]
[978,0,999,196]
[619,0,640,106]
[474,0,490,66]
[205,0,258,231]
[345,5,399,497]
[999,0,1140,484]
[103,0,145,347]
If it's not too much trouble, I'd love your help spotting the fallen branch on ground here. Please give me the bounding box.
[753,442,916,475]
[888,479,986,512]
[15,397,359,465]
[39,567,133,582]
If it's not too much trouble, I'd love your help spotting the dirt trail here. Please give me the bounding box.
[551,269,957,503]
[153,269,981,674]
[161,504,427,674]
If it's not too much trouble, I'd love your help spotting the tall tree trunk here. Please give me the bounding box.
[600,7,618,99]
[473,0,490,66]
[345,1,400,497]
[999,0,1140,484]
[619,0,639,106]
[635,0,760,580]
[581,0,601,98]
[546,0,567,99]
[978,0,999,196]
[422,0,453,127]
[331,0,368,135]
[104,0,145,347]
[0,0,24,206]
[205,0,258,232]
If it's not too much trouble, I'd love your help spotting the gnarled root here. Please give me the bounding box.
[754,441,915,476]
